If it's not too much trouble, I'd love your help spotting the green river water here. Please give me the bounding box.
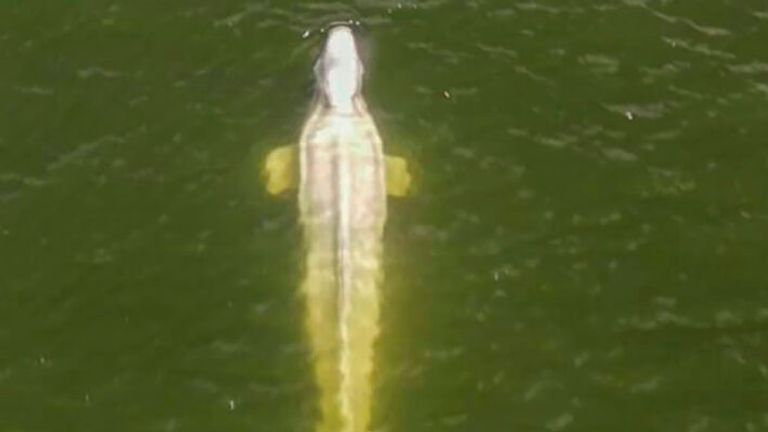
[1,1,767,431]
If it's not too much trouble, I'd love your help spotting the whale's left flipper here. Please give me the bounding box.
[264,145,297,195]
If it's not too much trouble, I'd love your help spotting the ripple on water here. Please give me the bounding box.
[545,413,574,431]
[753,82,768,97]
[579,54,620,75]
[515,2,584,15]
[640,62,691,85]
[602,147,639,163]
[76,67,123,79]
[647,10,731,37]
[604,102,671,120]
[662,37,735,60]
[477,43,518,62]
[640,166,697,198]
[12,86,54,96]
[0,172,48,203]
[727,61,768,75]
[212,3,266,28]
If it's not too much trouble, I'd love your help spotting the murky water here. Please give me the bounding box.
[2,1,767,431]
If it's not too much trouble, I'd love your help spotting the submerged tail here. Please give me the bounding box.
[303,233,382,432]
[337,139,355,430]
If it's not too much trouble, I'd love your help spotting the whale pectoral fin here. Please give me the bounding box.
[264,145,298,195]
[385,155,411,197]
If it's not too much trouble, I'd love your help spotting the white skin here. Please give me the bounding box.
[316,27,363,114]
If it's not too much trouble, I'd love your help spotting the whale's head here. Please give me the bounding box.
[314,25,364,113]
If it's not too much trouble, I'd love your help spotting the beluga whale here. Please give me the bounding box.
[263,24,411,432]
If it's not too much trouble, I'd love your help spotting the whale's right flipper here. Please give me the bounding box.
[385,155,411,197]
[264,145,297,195]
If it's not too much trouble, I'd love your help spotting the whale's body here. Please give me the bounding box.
[299,26,386,432]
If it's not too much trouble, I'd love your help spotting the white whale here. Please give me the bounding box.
[264,25,411,432]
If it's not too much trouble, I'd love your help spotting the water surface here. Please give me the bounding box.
[1,1,767,431]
